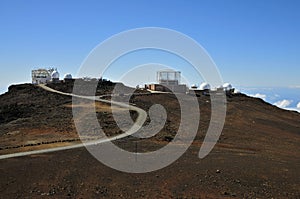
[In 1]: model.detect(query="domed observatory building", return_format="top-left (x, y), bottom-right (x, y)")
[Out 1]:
top-left (222, 83), bottom-right (233, 91)
top-left (222, 83), bottom-right (235, 96)
top-left (199, 82), bottom-right (211, 91)
top-left (51, 70), bottom-right (60, 83)
top-left (199, 82), bottom-right (211, 96)
top-left (63, 73), bottom-right (73, 82)
top-left (188, 84), bottom-right (199, 96)
top-left (190, 84), bottom-right (198, 89)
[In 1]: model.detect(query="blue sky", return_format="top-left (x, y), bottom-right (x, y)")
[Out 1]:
top-left (0, 0), bottom-right (299, 110)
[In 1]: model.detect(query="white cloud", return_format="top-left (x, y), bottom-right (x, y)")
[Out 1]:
top-left (274, 99), bottom-right (293, 108)
top-left (274, 101), bottom-right (300, 113)
top-left (285, 107), bottom-right (300, 113)
top-left (250, 93), bottom-right (267, 101)
top-left (289, 85), bottom-right (300, 89)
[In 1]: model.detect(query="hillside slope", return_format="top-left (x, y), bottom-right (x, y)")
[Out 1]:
top-left (0, 83), bottom-right (299, 198)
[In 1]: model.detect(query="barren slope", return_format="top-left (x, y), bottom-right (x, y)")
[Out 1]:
top-left (0, 83), bottom-right (299, 198)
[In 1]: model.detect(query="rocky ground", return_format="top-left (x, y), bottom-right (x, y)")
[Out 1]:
top-left (0, 82), bottom-right (299, 198)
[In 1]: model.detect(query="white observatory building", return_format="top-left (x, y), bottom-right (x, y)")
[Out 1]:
top-left (157, 70), bottom-right (181, 86)
top-left (147, 70), bottom-right (187, 93)
top-left (31, 68), bottom-right (51, 84)
top-left (190, 84), bottom-right (198, 89)
top-left (199, 82), bottom-right (211, 91)
top-left (188, 82), bottom-right (211, 96)
top-left (31, 67), bottom-right (60, 84)
top-left (64, 73), bottom-right (72, 80)
top-left (51, 70), bottom-right (60, 83)
top-left (222, 83), bottom-right (233, 91)
top-left (220, 83), bottom-right (236, 96)
top-left (63, 73), bottom-right (73, 82)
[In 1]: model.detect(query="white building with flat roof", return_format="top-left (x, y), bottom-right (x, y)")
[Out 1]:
top-left (31, 68), bottom-right (59, 84)
top-left (31, 69), bottom-right (51, 84)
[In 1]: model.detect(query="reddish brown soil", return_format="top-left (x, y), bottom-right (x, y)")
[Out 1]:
top-left (0, 83), bottom-right (299, 198)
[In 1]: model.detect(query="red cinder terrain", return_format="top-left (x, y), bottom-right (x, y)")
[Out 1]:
top-left (0, 82), bottom-right (299, 198)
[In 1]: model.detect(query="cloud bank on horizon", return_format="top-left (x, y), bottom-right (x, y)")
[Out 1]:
top-left (241, 87), bottom-right (300, 113)
top-left (249, 93), bottom-right (267, 101)
top-left (274, 99), bottom-right (293, 109)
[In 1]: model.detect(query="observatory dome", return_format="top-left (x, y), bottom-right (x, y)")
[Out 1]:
top-left (199, 82), bottom-right (211, 90)
top-left (51, 70), bottom-right (60, 79)
top-left (222, 83), bottom-right (232, 91)
top-left (191, 84), bottom-right (198, 89)
top-left (64, 73), bottom-right (72, 79)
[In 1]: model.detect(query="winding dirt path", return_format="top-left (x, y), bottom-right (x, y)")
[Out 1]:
top-left (0, 84), bottom-right (147, 160)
